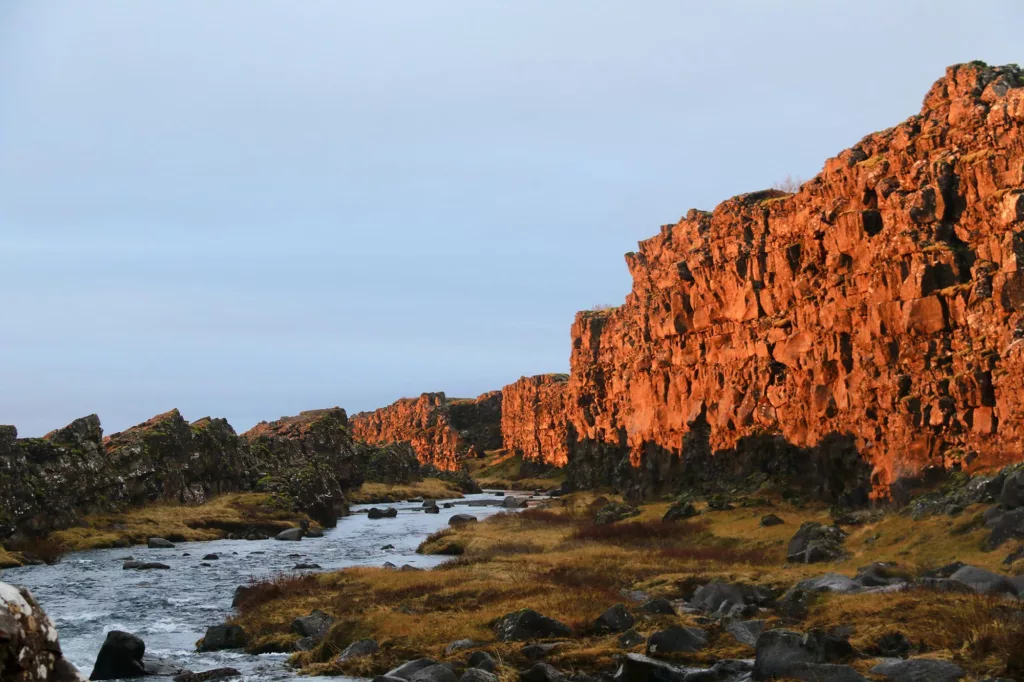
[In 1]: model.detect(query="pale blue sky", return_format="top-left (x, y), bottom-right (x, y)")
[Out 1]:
top-left (1, 1), bottom-right (1021, 436)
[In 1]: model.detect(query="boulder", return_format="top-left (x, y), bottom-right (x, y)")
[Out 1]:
top-left (493, 609), bottom-right (572, 641)
top-left (386, 660), bottom-right (440, 681)
top-left (684, 660), bottom-right (754, 682)
top-left (147, 537), bottom-right (175, 549)
top-left (467, 651), bottom-right (497, 672)
top-left (424, 506), bottom-right (440, 514)
top-left (595, 604), bottom-right (634, 633)
top-left (791, 573), bottom-right (862, 595)
top-left (753, 629), bottom-right (858, 681)
top-left (90, 631), bottom-right (147, 680)
top-left (612, 654), bottom-right (687, 682)
top-left (948, 565), bottom-right (1019, 595)
top-left (690, 581), bottom-right (769, 612)
top-left (423, 500), bottom-right (439, 508)
top-left (275, 528), bottom-right (304, 541)
top-left (870, 658), bottom-right (965, 682)
top-left (142, 656), bottom-right (188, 677)
top-left (984, 508), bottom-right (1024, 548)
top-left (522, 643), bottom-right (562, 661)
top-left (594, 502), bottom-right (640, 525)
top-left (725, 619), bottom-right (765, 648)
top-left (503, 497), bottom-right (529, 509)
top-left (293, 563), bottom-right (322, 570)
top-left (290, 609), bottom-right (334, 650)
top-left (1000, 470), bottom-right (1024, 508)
top-left (786, 523), bottom-right (846, 563)
top-left (868, 633), bottom-right (913, 658)
top-left (0, 582), bottom-right (84, 682)
top-left (1003, 545), bottom-right (1024, 566)
top-left (520, 663), bottom-right (565, 682)
top-left (444, 639), bottom-right (477, 655)
top-left (409, 664), bottom-right (457, 682)
top-left (639, 598), bottom-right (676, 615)
top-left (760, 514), bottom-right (785, 527)
top-left (617, 629), bottom-right (645, 648)
top-left (381, 544), bottom-right (395, 550)
top-left (460, 669), bottom-right (498, 682)
top-left (854, 563), bottom-right (907, 587)
top-left (662, 503), bottom-right (698, 522)
top-left (645, 626), bottom-right (708, 655)
top-left (339, 639), bottom-right (380, 661)
top-left (306, 527), bottom-right (324, 538)
top-left (197, 624), bottom-right (246, 652)
top-left (368, 508), bottom-right (399, 519)
top-left (172, 669), bottom-right (240, 682)
top-left (450, 514), bottom-right (478, 526)
top-left (202, 554), bottom-right (219, 561)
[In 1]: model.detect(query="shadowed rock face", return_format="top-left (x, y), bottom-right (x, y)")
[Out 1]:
top-left (350, 392), bottom-right (503, 470)
top-left (525, 62), bottom-right (1024, 501)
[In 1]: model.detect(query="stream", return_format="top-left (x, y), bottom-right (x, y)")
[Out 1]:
top-left (2, 493), bottom-right (525, 681)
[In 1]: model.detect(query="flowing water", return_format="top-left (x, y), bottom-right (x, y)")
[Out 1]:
top-left (3, 493), bottom-right (526, 681)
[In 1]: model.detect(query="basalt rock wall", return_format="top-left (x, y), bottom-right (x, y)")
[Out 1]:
top-left (350, 391), bottom-right (503, 470)
top-left (0, 407), bottom-right (363, 541)
top-left (500, 374), bottom-right (572, 467)
top-left (565, 63), bottom-right (1024, 500)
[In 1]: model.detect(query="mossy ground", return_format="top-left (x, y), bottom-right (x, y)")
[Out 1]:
top-left (44, 493), bottom-right (314, 551)
top-left (232, 493), bottom-right (1023, 680)
top-left (465, 450), bottom-right (566, 491)
top-left (347, 478), bottom-right (465, 505)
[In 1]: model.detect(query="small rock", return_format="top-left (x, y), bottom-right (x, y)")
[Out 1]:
top-left (450, 514), bottom-right (478, 526)
top-left (202, 554), bottom-right (219, 561)
top-left (868, 633), bottom-right (913, 658)
top-left (645, 626), bottom-right (708, 655)
top-left (275, 528), bottom-right (304, 541)
top-left (467, 651), bottom-right (497, 672)
top-left (293, 563), bottom-right (322, 570)
top-left (662, 503), bottom-right (698, 522)
top-left (520, 663), bottom-right (565, 682)
top-left (291, 609), bottom-right (334, 648)
top-left (595, 604), bottom-right (634, 633)
top-left (424, 506), bottom-right (440, 514)
top-left (386, 659), bottom-right (439, 680)
top-left (503, 497), bottom-right (529, 509)
top-left (410, 663), bottom-right (458, 682)
top-left (870, 658), bottom-right (965, 682)
top-left (123, 562), bottom-right (170, 571)
top-left (594, 502), bottom-right (640, 525)
top-left (617, 629), bottom-right (645, 648)
top-left (494, 609), bottom-right (572, 641)
top-left (639, 598), bottom-right (675, 615)
top-left (368, 508), bottom-right (399, 520)
top-left (198, 624), bottom-right (247, 652)
top-left (147, 537), bottom-right (175, 549)
top-left (306, 527), bottom-right (324, 538)
top-left (460, 669), bottom-right (498, 682)
top-left (522, 643), bottom-right (562, 661)
top-left (172, 668), bottom-right (241, 682)
top-left (787, 522), bottom-right (847, 563)
top-left (725, 619), bottom-right (765, 648)
top-left (444, 639), bottom-right (477, 655)
top-left (338, 638), bottom-right (380, 661)
top-left (613, 654), bottom-right (684, 682)
top-left (381, 544), bottom-right (395, 550)
top-left (1003, 544), bottom-right (1024, 566)
top-left (760, 514), bottom-right (785, 527)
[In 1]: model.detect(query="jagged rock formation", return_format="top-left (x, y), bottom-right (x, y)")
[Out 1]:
top-left (501, 374), bottom-right (571, 467)
top-left (351, 392), bottom-right (502, 470)
top-left (0, 407), bottom-right (363, 542)
top-left (0, 581), bottom-right (84, 682)
top-left (559, 62), bottom-right (1024, 500)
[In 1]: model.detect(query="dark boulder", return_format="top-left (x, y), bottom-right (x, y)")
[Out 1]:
top-left (639, 598), bottom-right (675, 615)
top-left (494, 609), bottom-right (572, 641)
top-left (948, 565), bottom-right (1019, 595)
top-left (786, 523), bottom-right (846, 563)
top-left (725, 619), bottom-right (764, 648)
top-left (147, 538), bottom-right (175, 549)
top-left (386, 660), bottom-right (440, 680)
top-left (662, 503), bottom-right (697, 523)
top-left (870, 658), bottom-right (965, 682)
top-left (522, 643), bottom-right (562, 661)
top-left (683, 660), bottom-right (754, 682)
top-left (368, 508), bottom-right (399, 519)
top-left (424, 506), bottom-right (440, 514)
top-left (123, 562), bottom-right (170, 570)
top-left (595, 604), bottom-right (634, 633)
top-left (690, 581), bottom-right (770, 613)
top-left (645, 626), bottom-right (708, 655)
top-left (467, 651), bottom-right (497, 672)
top-left (197, 624), bottom-right (246, 652)
top-left (612, 654), bottom-right (686, 682)
top-left (753, 629), bottom-right (857, 682)
top-left (202, 554), bottom-right (219, 561)
top-left (291, 609), bottom-right (334, 650)
top-left (617, 629), bottom-right (645, 648)
top-left (1000, 470), bottom-right (1024, 508)
top-left (450, 514), bottom-right (478, 526)
top-left (275, 528), bottom-right (304, 541)
top-left (520, 663), bottom-right (565, 682)
top-left (172, 669), bottom-right (240, 682)
top-left (461, 669), bottom-right (498, 682)
top-left (854, 563), bottom-right (907, 588)
top-left (409, 664), bottom-right (457, 682)
top-left (984, 508), bottom-right (1024, 549)
top-left (90, 631), bottom-right (147, 680)
top-left (867, 632), bottom-right (913, 658)
top-left (760, 514), bottom-right (785, 527)
top-left (293, 563), bottom-right (322, 570)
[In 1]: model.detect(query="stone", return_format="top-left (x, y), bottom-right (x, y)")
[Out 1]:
top-left (424, 506), bottom-right (440, 514)
top-left (386, 659), bottom-right (440, 680)
top-left (639, 598), bottom-right (676, 615)
top-left (197, 624), bottom-right (246, 652)
top-left (172, 669), bottom-right (240, 682)
top-left (0, 581), bottom-right (85, 682)
top-left (854, 563), bottom-right (907, 587)
top-left (617, 629), bottom-right (645, 648)
top-left (409, 664), bottom-right (457, 682)
top-left (290, 609), bottom-right (335, 647)
top-left (870, 658), bottom-right (965, 682)
top-left (690, 581), bottom-right (769, 612)
top-left (90, 631), bottom-right (148, 680)
top-left (147, 537), bottom-right (175, 549)
top-left (202, 554), bottom-right (219, 561)
top-left (123, 562), bottom-right (171, 570)
top-left (792, 573), bottom-right (862, 594)
top-left (645, 626), bottom-right (708, 655)
top-left (338, 639), bottom-right (379, 661)
top-left (753, 629), bottom-right (861, 682)
top-left (467, 651), bottom-right (497, 672)
top-left (662, 503), bottom-right (698, 522)
top-left (787, 523), bottom-right (846, 563)
top-left (1001, 470), bottom-right (1024, 508)
top-left (760, 514), bottom-right (785, 527)
top-left (367, 508), bottom-right (399, 520)
top-left (520, 663), bottom-right (565, 682)
top-left (612, 654), bottom-right (688, 682)
top-left (382, 544), bottom-right (395, 550)
top-left (725, 619), bottom-right (765, 648)
top-left (450, 514), bottom-right (478, 526)
top-left (460, 669), bottom-right (498, 682)
top-left (305, 527), bottom-right (324, 538)
top-left (444, 639), bottom-right (477, 655)
top-left (1004, 545), bottom-right (1024, 566)
top-left (948, 565), bottom-right (1019, 595)
top-left (503, 497), bottom-right (529, 509)
top-left (594, 502), bottom-right (640, 525)
top-left (868, 633), bottom-right (913, 658)
top-left (522, 643), bottom-right (562, 661)
top-left (595, 604), bottom-right (634, 633)
top-left (493, 609), bottom-right (572, 641)
top-left (985, 508), bottom-right (1024, 549)
top-left (293, 563), bottom-right (322, 570)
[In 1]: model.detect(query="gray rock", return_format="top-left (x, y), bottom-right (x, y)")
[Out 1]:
top-left (1003, 544), bottom-right (1024, 566)
top-left (290, 609), bottom-right (334, 646)
top-left (786, 523), bottom-right (846, 563)
top-left (639, 598), bottom-right (676, 615)
top-left (683, 659), bottom-right (754, 682)
top-left (949, 565), bottom-right (1018, 595)
top-left (792, 573), bottom-right (862, 594)
top-left (868, 633), bottom-right (912, 658)
top-left (450, 514), bottom-right (478, 526)
top-left (147, 537), bottom-right (175, 549)
top-left (503, 497), bottom-right (529, 509)
top-left (984, 508), bottom-right (1024, 549)
top-left (854, 563), bottom-right (906, 587)
top-left (202, 554), bottom-right (219, 561)
top-left (645, 627), bottom-right (708, 655)
top-left (760, 513), bottom-right (785, 527)
top-left (612, 654), bottom-right (689, 682)
top-left (870, 658), bottom-right (965, 682)
top-left (444, 639), bottom-right (477, 655)
top-left (494, 609), bottom-right (572, 641)
top-left (423, 500), bottom-right (440, 508)
top-left (142, 654), bottom-right (189, 677)
top-left (690, 581), bottom-right (769, 612)
top-left (198, 624), bottom-right (246, 652)
top-left (172, 668), bottom-right (241, 682)
top-left (306, 527), bottom-right (324, 538)
top-left (368, 507), bottom-right (399, 519)
top-left (753, 629), bottom-right (857, 681)
top-left (522, 643), bottom-right (563, 660)
top-left (595, 604), bottom-right (635, 633)
top-left (617, 629), bottom-right (645, 648)
top-left (520, 663), bottom-right (565, 682)
top-left (275, 528), bottom-right (304, 541)
top-left (662, 503), bottom-right (698, 522)
top-left (123, 561), bottom-right (170, 570)
top-left (338, 639), bottom-right (379, 661)
top-left (1000, 469), bottom-right (1024, 508)
top-left (386, 659), bottom-right (440, 680)
top-left (424, 506), bottom-right (440, 514)
top-left (410, 664), bottom-right (457, 682)
top-left (725, 619), bottom-right (764, 647)
top-left (460, 669), bottom-right (498, 682)
top-left (0, 582), bottom-right (85, 682)
top-left (467, 651), bottom-right (497, 672)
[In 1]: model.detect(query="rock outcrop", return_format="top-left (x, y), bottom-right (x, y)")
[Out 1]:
top-left (502, 62), bottom-right (1024, 501)
top-left (351, 392), bottom-right (502, 470)
top-left (0, 581), bottom-right (84, 682)
top-left (500, 375), bottom-right (571, 467)
top-left (0, 407), bottom-right (363, 542)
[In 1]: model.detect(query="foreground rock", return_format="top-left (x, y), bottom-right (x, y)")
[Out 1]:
top-left (197, 624), bottom-right (246, 652)
top-left (870, 658), bottom-right (965, 682)
top-left (291, 610), bottom-right (335, 650)
top-left (753, 629), bottom-right (860, 682)
top-left (90, 631), bottom-right (187, 680)
top-left (493, 609), bottom-right (572, 641)
top-left (787, 523), bottom-right (846, 563)
top-left (0, 581), bottom-right (84, 682)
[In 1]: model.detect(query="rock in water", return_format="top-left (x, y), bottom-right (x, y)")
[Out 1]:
top-left (90, 631), bottom-right (147, 680)
top-left (275, 527), bottom-right (304, 541)
top-left (197, 624), bottom-right (246, 652)
top-left (449, 514), bottom-right (478, 526)
top-left (147, 537), bottom-right (175, 549)
top-left (0, 582), bottom-right (85, 682)
top-left (367, 508), bottom-right (399, 520)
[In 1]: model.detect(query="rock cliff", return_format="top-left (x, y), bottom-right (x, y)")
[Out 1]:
top-left (500, 374), bottom-right (571, 468)
top-left (0, 407), bottom-right (362, 542)
top-left (350, 392), bottom-right (503, 470)
top-left (559, 62), bottom-right (1024, 501)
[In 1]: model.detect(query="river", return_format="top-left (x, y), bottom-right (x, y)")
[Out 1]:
top-left (2, 493), bottom-right (524, 681)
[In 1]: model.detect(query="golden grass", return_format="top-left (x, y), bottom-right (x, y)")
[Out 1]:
top-left (347, 478), bottom-right (464, 505)
top-left (0, 546), bottom-right (24, 568)
top-left (48, 493), bottom-right (313, 551)
top-left (232, 494), bottom-right (1024, 679)
top-left (465, 450), bottom-right (566, 491)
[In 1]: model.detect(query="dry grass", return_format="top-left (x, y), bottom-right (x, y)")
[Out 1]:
top-left (347, 478), bottom-right (464, 505)
top-left (0, 546), bottom-right (24, 568)
top-left (47, 493), bottom-right (313, 551)
top-left (232, 494), bottom-right (1024, 680)
top-left (465, 450), bottom-right (566, 491)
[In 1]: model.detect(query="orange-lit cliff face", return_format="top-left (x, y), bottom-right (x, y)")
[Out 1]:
top-left (564, 63), bottom-right (1024, 500)
top-left (350, 392), bottom-right (502, 471)
top-left (500, 374), bottom-right (572, 467)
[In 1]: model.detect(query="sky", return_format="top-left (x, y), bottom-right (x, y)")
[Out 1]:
top-left (1, 1), bottom-right (1021, 437)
